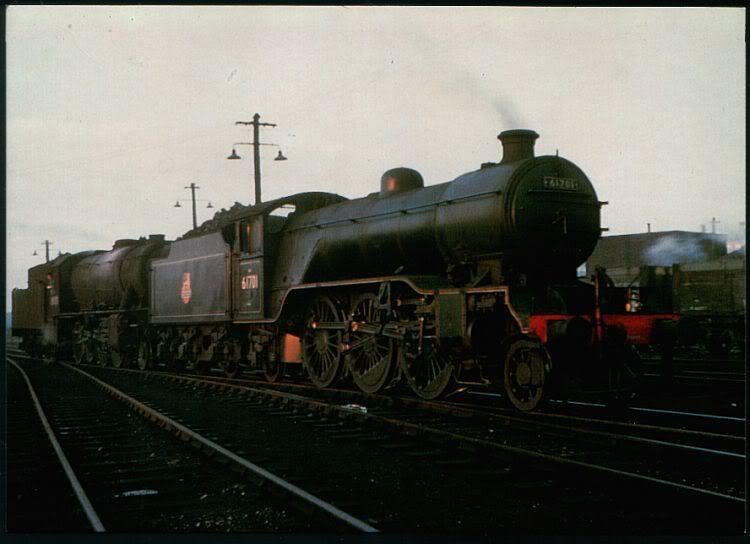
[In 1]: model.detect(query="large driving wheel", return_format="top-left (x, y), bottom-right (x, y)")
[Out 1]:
top-left (401, 338), bottom-right (456, 400)
top-left (302, 296), bottom-right (344, 388)
top-left (503, 338), bottom-right (550, 412)
top-left (346, 293), bottom-right (396, 394)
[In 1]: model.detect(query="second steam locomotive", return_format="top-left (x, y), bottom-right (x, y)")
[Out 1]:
top-left (12, 129), bottom-right (678, 411)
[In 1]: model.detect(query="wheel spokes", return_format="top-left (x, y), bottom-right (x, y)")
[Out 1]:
top-left (504, 340), bottom-right (548, 411)
top-left (346, 292), bottom-right (395, 394)
top-left (402, 340), bottom-right (455, 400)
top-left (302, 296), bottom-right (343, 388)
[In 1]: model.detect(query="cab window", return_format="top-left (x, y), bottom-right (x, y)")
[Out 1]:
top-left (239, 218), bottom-right (263, 255)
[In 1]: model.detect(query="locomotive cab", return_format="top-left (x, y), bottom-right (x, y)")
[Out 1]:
top-left (230, 193), bottom-right (347, 321)
top-left (234, 215), bottom-right (265, 318)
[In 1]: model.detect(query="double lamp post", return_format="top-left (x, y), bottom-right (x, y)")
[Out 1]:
top-left (175, 112), bottom-right (287, 229)
top-left (227, 112), bottom-right (287, 206)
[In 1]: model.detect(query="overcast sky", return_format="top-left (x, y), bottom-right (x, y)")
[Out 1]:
top-left (6, 6), bottom-right (745, 302)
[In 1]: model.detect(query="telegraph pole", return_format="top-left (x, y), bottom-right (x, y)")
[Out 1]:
top-left (185, 183), bottom-right (199, 230)
top-left (42, 240), bottom-right (53, 263)
top-left (710, 217), bottom-right (720, 234)
top-left (234, 113), bottom-right (278, 205)
top-left (174, 183), bottom-right (213, 229)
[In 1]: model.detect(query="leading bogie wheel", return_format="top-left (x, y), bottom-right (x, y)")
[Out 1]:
top-left (346, 292), bottom-right (397, 394)
top-left (503, 338), bottom-right (550, 412)
top-left (302, 295), bottom-right (344, 388)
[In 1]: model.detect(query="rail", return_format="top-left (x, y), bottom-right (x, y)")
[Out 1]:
top-left (8, 358), bottom-right (106, 532)
top-left (62, 362), bottom-right (378, 533)
top-left (92, 367), bottom-right (745, 505)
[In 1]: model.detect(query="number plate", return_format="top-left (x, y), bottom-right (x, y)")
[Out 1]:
top-left (542, 176), bottom-right (580, 191)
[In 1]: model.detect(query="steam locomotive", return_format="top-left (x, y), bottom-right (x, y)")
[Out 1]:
top-left (11, 129), bottom-right (678, 411)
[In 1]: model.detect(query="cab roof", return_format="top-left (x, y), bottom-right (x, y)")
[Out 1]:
top-left (180, 191), bottom-right (347, 239)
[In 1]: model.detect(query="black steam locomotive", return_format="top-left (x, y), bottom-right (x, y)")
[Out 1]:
top-left (12, 130), bottom-right (677, 411)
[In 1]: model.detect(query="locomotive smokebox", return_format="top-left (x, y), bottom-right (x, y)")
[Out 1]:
top-left (498, 129), bottom-right (539, 164)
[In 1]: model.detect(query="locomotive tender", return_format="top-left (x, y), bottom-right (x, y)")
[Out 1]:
top-left (12, 129), bottom-right (677, 411)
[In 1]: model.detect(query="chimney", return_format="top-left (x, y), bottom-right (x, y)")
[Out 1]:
top-left (498, 129), bottom-right (539, 164)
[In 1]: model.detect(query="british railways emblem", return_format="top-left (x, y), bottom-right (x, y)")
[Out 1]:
top-left (181, 272), bottom-right (192, 304)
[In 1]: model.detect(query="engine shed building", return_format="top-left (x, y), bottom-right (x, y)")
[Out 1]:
top-left (585, 231), bottom-right (744, 315)
top-left (586, 231), bottom-right (728, 271)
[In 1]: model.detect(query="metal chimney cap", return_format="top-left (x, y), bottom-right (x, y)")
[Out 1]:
top-left (497, 129), bottom-right (539, 141)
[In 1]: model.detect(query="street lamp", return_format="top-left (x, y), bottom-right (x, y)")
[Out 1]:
top-left (227, 113), bottom-right (287, 205)
top-left (33, 240), bottom-right (53, 262)
top-left (173, 183), bottom-right (214, 229)
top-left (227, 143), bottom-right (287, 161)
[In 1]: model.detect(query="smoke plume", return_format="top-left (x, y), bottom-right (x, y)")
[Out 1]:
top-left (642, 236), bottom-right (707, 266)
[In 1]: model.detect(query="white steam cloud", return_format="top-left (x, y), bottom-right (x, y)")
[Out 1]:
top-left (642, 236), bottom-right (707, 266)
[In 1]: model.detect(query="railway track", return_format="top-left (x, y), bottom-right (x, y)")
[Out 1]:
top-left (197, 372), bottom-right (746, 499)
top-left (462, 389), bottom-right (745, 436)
top-left (6, 354), bottom-right (372, 533)
top-left (57, 353), bottom-right (744, 462)
top-left (8, 351), bottom-right (746, 533)
top-left (9, 343), bottom-right (743, 433)
top-left (83, 365), bottom-right (744, 520)
top-left (161, 364), bottom-right (745, 436)
top-left (643, 370), bottom-right (745, 384)
top-left (640, 355), bottom-right (745, 383)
